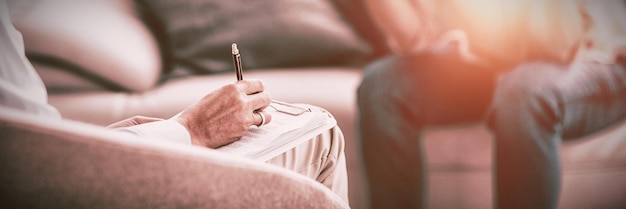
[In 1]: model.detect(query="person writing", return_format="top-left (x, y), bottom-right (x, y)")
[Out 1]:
top-left (358, 0), bottom-right (626, 208)
top-left (0, 0), bottom-right (348, 203)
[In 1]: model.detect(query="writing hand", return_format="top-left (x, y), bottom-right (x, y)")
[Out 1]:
top-left (174, 79), bottom-right (273, 148)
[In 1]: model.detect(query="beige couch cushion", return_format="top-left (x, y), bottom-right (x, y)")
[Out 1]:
top-left (11, 0), bottom-right (161, 92)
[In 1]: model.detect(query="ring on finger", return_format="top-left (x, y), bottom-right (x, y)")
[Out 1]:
top-left (255, 111), bottom-right (266, 128)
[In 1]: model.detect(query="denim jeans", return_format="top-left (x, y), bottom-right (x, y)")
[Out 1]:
top-left (357, 52), bottom-right (626, 209)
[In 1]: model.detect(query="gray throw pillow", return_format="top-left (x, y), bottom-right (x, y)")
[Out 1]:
top-left (137, 0), bottom-right (372, 75)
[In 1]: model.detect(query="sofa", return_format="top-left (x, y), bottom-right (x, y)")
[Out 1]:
top-left (7, 0), bottom-right (626, 208)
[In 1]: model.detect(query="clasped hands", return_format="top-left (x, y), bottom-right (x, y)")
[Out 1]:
top-left (108, 79), bottom-right (272, 148)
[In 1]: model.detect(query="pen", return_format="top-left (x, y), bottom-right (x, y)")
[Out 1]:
top-left (232, 43), bottom-right (243, 81)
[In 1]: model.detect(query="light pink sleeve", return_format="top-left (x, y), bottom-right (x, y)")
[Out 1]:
top-left (115, 120), bottom-right (192, 145)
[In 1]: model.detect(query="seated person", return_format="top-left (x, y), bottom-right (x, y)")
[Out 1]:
top-left (0, 0), bottom-right (348, 203)
top-left (358, 0), bottom-right (626, 208)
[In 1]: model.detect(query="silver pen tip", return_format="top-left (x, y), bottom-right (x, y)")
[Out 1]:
top-left (232, 43), bottom-right (239, 55)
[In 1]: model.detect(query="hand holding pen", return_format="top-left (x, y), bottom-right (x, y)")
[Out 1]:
top-left (170, 44), bottom-right (272, 148)
top-left (232, 43), bottom-right (272, 127)
top-left (232, 43), bottom-right (309, 116)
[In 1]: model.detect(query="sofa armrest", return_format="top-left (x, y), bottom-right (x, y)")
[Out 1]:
top-left (0, 108), bottom-right (348, 209)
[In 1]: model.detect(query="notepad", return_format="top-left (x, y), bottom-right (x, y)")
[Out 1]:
top-left (216, 101), bottom-right (337, 162)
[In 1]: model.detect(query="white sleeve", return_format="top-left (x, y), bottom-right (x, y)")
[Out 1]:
top-left (0, 0), bottom-right (61, 118)
top-left (114, 119), bottom-right (192, 145)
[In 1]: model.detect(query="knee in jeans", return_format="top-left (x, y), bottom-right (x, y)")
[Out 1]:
top-left (494, 63), bottom-right (562, 106)
top-left (489, 63), bottom-right (564, 128)
top-left (358, 57), bottom-right (395, 92)
top-left (357, 56), bottom-right (397, 108)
